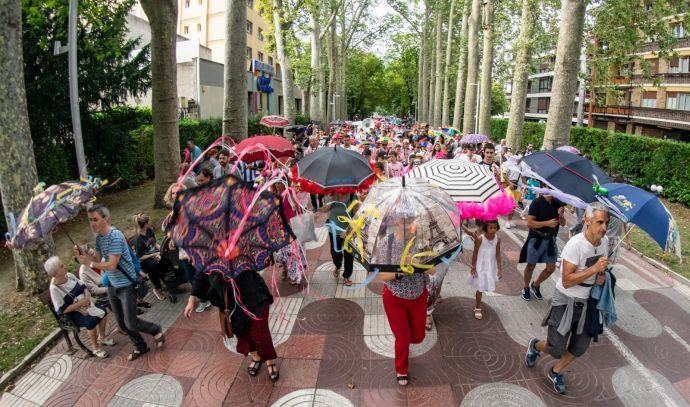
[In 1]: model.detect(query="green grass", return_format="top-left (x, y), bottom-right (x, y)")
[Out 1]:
top-left (0, 297), bottom-right (56, 376)
top-left (629, 199), bottom-right (690, 280)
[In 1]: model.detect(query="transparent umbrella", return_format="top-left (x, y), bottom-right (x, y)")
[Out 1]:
top-left (347, 177), bottom-right (462, 273)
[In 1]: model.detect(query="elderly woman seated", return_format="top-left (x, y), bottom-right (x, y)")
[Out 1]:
top-left (45, 256), bottom-right (114, 358)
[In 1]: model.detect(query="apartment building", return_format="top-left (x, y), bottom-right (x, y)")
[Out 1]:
top-left (589, 19), bottom-right (690, 140)
top-left (506, 52), bottom-right (587, 124)
top-left (129, 1), bottom-right (301, 118)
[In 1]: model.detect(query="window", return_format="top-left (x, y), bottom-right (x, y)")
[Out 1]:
top-left (185, 0), bottom-right (190, 7)
top-left (258, 28), bottom-right (264, 41)
top-left (539, 77), bottom-right (552, 93)
top-left (247, 20), bottom-right (253, 34)
top-left (183, 25), bottom-right (189, 34)
top-left (268, 56), bottom-right (273, 66)
top-left (246, 47), bottom-right (252, 60)
top-left (537, 98), bottom-right (549, 114)
top-left (247, 0), bottom-right (254, 8)
top-left (258, 51), bottom-right (264, 62)
top-left (197, 23), bottom-right (202, 32)
top-left (668, 56), bottom-right (690, 74)
top-left (672, 22), bottom-right (687, 38)
top-left (641, 90), bottom-right (657, 108)
top-left (668, 92), bottom-right (690, 111)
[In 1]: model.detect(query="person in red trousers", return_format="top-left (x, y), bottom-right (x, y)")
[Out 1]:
top-left (379, 269), bottom-right (435, 386)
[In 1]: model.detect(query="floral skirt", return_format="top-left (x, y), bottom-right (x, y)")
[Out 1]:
top-left (273, 241), bottom-right (307, 284)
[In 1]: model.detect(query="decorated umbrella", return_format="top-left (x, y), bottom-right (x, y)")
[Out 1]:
top-left (234, 135), bottom-right (295, 163)
top-left (521, 150), bottom-right (611, 202)
top-left (260, 115), bottom-right (290, 128)
top-left (346, 177), bottom-right (461, 273)
top-left (556, 145), bottom-right (581, 155)
top-left (8, 178), bottom-right (107, 249)
top-left (459, 134), bottom-right (489, 144)
top-left (168, 175), bottom-right (293, 280)
top-left (440, 126), bottom-right (460, 136)
top-left (292, 145), bottom-right (377, 194)
top-left (597, 183), bottom-right (682, 259)
top-left (408, 160), bottom-right (502, 202)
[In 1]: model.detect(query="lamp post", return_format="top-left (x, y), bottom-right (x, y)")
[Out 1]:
top-left (54, 0), bottom-right (87, 179)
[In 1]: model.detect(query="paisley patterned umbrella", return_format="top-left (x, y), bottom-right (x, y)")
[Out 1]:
top-left (168, 175), bottom-right (293, 279)
top-left (9, 179), bottom-right (105, 250)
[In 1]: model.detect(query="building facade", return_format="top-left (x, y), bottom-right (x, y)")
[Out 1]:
top-left (129, 1), bottom-right (301, 118)
top-left (589, 19), bottom-right (690, 140)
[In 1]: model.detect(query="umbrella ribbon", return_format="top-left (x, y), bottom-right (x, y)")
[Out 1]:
top-left (399, 237), bottom-right (437, 275)
top-left (338, 203), bottom-right (381, 262)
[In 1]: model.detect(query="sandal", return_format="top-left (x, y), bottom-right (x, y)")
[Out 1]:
top-left (267, 363), bottom-right (280, 382)
top-left (97, 337), bottom-right (115, 346)
top-left (154, 332), bottom-right (165, 348)
top-left (127, 347), bottom-right (150, 361)
top-left (332, 266), bottom-right (340, 278)
top-left (425, 316), bottom-right (433, 331)
top-left (93, 348), bottom-right (109, 359)
top-left (396, 375), bottom-right (409, 386)
top-left (474, 308), bottom-right (483, 320)
top-left (247, 359), bottom-right (263, 376)
top-left (344, 279), bottom-right (353, 286)
top-left (153, 289), bottom-right (165, 301)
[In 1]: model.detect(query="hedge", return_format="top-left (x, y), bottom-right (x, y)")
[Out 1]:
top-left (490, 119), bottom-right (690, 206)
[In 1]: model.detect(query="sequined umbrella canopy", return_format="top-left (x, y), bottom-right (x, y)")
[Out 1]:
top-left (168, 175), bottom-right (293, 279)
top-left (9, 179), bottom-right (106, 250)
top-left (347, 177), bottom-right (462, 273)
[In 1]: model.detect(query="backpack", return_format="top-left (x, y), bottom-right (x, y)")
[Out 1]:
top-left (128, 244), bottom-right (141, 273)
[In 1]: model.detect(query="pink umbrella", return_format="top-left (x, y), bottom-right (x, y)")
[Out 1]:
top-left (556, 145), bottom-right (581, 155)
top-left (260, 115), bottom-right (290, 128)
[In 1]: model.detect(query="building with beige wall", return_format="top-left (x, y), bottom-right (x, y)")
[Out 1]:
top-left (129, 1), bottom-right (301, 118)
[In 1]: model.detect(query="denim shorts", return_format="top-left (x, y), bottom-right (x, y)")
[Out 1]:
top-left (525, 237), bottom-right (558, 264)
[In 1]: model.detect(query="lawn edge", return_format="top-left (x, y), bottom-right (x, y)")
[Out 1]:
top-left (0, 328), bottom-right (61, 391)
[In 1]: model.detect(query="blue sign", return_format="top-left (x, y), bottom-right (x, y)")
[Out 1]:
top-left (257, 75), bottom-right (273, 93)
top-left (252, 59), bottom-right (275, 76)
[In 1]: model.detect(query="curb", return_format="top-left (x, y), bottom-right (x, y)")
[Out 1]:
top-left (627, 246), bottom-right (690, 287)
top-left (0, 328), bottom-right (62, 391)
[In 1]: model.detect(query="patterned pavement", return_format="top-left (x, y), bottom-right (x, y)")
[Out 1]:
top-left (2, 212), bottom-right (690, 406)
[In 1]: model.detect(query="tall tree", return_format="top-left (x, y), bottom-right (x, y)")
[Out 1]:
top-left (418, 25), bottom-right (427, 121)
top-left (462, 0), bottom-right (481, 134)
top-left (426, 17), bottom-right (437, 124)
top-left (222, 0), bottom-right (248, 141)
top-left (477, 0), bottom-right (494, 136)
top-left (1, 0), bottom-right (55, 293)
top-left (441, 0), bottom-right (457, 126)
top-left (432, 5), bottom-right (444, 127)
top-left (542, 0), bottom-right (585, 149)
top-left (326, 9), bottom-right (337, 123)
top-left (505, 0), bottom-right (536, 151)
top-left (452, 0), bottom-right (469, 129)
top-left (309, 7), bottom-right (322, 124)
top-left (273, 0), bottom-right (297, 124)
top-left (140, 0), bottom-right (180, 207)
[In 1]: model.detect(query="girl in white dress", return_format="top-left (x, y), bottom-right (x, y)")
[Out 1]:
top-left (468, 219), bottom-right (504, 320)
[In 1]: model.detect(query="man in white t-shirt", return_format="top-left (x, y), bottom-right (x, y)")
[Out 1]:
top-left (525, 202), bottom-right (610, 395)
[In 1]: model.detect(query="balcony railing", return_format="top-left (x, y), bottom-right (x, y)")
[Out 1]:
top-left (611, 71), bottom-right (690, 85)
top-left (592, 105), bottom-right (690, 122)
top-left (639, 37), bottom-right (690, 53)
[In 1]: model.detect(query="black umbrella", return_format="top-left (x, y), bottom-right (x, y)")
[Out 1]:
top-left (291, 146), bottom-right (376, 194)
top-left (521, 150), bottom-right (611, 202)
top-left (285, 125), bottom-right (307, 133)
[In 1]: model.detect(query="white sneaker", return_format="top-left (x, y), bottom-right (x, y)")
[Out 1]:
top-left (195, 300), bottom-right (211, 313)
top-left (508, 221), bottom-right (516, 228)
top-left (97, 337), bottom-right (115, 346)
top-left (505, 222), bottom-right (512, 229)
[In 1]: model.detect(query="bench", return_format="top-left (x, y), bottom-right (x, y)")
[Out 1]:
top-left (39, 290), bottom-right (94, 357)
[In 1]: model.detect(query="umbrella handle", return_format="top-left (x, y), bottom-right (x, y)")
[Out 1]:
top-left (50, 209), bottom-right (77, 247)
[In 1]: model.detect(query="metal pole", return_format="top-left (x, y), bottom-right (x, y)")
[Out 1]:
top-left (576, 48), bottom-right (586, 126)
top-left (68, 0), bottom-right (87, 179)
top-left (474, 80), bottom-right (480, 134)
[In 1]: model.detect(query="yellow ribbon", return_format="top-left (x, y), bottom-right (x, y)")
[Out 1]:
top-left (399, 236), bottom-right (437, 274)
top-left (337, 201), bottom-right (381, 262)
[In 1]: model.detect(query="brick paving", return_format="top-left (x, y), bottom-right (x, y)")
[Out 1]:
top-left (2, 212), bottom-right (689, 406)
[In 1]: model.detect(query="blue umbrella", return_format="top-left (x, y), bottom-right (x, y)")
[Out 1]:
top-left (521, 150), bottom-right (611, 202)
top-left (598, 183), bottom-right (681, 258)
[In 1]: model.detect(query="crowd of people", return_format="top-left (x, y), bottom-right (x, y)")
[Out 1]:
top-left (44, 118), bottom-right (624, 394)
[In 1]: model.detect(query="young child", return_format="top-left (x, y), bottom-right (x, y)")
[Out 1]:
top-left (386, 154), bottom-right (404, 178)
top-left (468, 219), bottom-right (503, 320)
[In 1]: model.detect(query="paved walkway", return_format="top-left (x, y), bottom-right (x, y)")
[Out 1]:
top-left (2, 212), bottom-right (690, 406)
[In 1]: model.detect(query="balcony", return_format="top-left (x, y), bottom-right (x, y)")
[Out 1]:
top-left (592, 105), bottom-right (690, 125)
top-left (611, 72), bottom-right (690, 85)
top-left (639, 37), bottom-right (690, 53)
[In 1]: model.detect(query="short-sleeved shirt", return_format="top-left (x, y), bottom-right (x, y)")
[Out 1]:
top-left (556, 233), bottom-right (609, 299)
top-left (95, 227), bottom-right (136, 288)
top-left (527, 196), bottom-right (564, 240)
top-left (524, 178), bottom-right (540, 201)
top-left (135, 229), bottom-right (158, 258)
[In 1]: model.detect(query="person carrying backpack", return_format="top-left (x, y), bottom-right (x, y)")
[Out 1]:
top-left (74, 205), bottom-right (164, 361)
